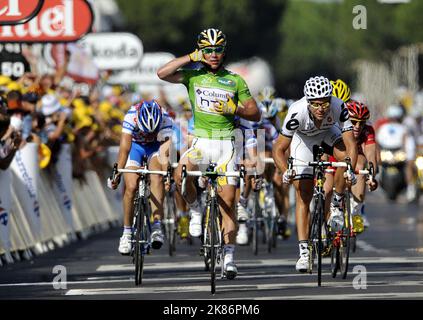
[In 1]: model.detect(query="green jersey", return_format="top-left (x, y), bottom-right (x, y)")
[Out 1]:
top-left (181, 67), bottom-right (253, 139)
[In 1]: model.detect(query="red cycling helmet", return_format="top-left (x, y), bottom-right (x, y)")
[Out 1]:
top-left (345, 99), bottom-right (370, 121)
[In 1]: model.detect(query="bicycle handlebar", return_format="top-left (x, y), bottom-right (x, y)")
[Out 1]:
top-left (118, 168), bottom-right (168, 176)
top-left (181, 164), bottom-right (246, 195)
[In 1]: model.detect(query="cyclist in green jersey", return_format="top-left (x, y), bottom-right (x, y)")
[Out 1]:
top-left (158, 28), bottom-right (261, 279)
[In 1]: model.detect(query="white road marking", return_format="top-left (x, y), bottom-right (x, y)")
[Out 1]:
top-left (95, 256), bottom-right (423, 272)
top-left (3, 269), bottom-right (423, 288)
top-left (253, 292), bottom-right (423, 300)
top-left (356, 240), bottom-right (390, 254)
top-left (65, 279), bottom-right (423, 296)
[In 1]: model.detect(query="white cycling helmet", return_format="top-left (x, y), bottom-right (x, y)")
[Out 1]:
top-left (386, 105), bottom-right (404, 119)
top-left (304, 76), bottom-right (333, 100)
top-left (257, 86), bottom-right (277, 118)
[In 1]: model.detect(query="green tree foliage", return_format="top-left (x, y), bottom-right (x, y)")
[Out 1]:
top-left (115, 0), bottom-right (422, 98)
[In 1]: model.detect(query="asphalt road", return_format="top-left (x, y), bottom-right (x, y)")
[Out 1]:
top-left (1, 188), bottom-right (423, 301)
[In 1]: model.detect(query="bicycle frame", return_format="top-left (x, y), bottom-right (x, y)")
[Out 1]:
top-left (118, 165), bottom-right (169, 286)
top-left (181, 163), bottom-right (245, 294)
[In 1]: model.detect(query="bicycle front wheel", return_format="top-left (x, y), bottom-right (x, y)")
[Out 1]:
top-left (209, 197), bottom-right (219, 294)
top-left (134, 198), bottom-right (146, 286)
top-left (309, 194), bottom-right (324, 286)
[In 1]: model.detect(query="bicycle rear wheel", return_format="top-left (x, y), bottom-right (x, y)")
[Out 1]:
top-left (134, 197), bottom-right (146, 286)
top-left (340, 191), bottom-right (351, 279)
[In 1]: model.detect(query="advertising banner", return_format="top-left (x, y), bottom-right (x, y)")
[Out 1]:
top-left (0, 0), bottom-right (44, 25)
top-left (52, 143), bottom-right (74, 230)
top-left (0, 169), bottom-right (12, 252)
top-left (78, 32), bottom-right (143, 70)
top-left (108, 52), bottom-right (175, 85)
top-left (10, 143), bottom-right (41, 241)
top-left (0, 0), bottom-right (93, 43)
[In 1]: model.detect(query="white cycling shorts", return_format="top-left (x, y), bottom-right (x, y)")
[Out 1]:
top-left (181, 137), bottom-right (238, 186)
top-left (291, 125), bottom-right (342, 180)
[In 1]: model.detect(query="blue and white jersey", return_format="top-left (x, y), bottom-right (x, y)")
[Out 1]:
top-left (122, 105), bottom-right (174, 145)
top-left (236, 116), bottom-right (257, 149)
top-left (257, 116), bottom-right (281, 149)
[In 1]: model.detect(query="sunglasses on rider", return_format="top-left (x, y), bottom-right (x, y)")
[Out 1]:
top-left (351, 119), bottom-right (366, 126)
top-left (202, 46), bottom-right (225, 55)
top-left (308, 100), bottom-right (330, 110)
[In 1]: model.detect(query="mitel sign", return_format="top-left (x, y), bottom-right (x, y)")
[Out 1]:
top-left (0, 0), bottom-right (44, 25)
top-left (0, 0), bottom-right (93, 42)
top-left (78, 33), bottom-right (143, 70)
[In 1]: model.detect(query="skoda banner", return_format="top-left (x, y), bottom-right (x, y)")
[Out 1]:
top-left (0, 169), bottom-right (12, 253)
top-left (52, 143), bottom-right (74, 231)
top-left (108, 52), bottom-right (175, 85)
top-left (10, 143), bottom-right (41, 242)
top-left (78, 32), bottom-right (143, 70)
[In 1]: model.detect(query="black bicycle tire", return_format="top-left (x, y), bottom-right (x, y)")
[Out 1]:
top-left (210, 197), bottom-right (218, 294)
top-left (317, 193), bottom-right (323, 287)
top-left (134, 197), bottom-right (145, 286)
top-left (331, 245), bottom-right (339, 278)
top-left (351, 235), bottom-right (357, 253)
top-left (166, 195), bottom-right (176, 256)
top-left (308, 196), bottom-right (320, 275)
top-left (340, 191), bottom-right (351, 279)
top-left (252, 192), bottom-right (259, 255)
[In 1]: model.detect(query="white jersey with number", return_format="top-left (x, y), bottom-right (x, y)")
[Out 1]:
top-left (280, 96), bottom-right (353, 138)
top-left (280, 96), bottom-right (353, 180)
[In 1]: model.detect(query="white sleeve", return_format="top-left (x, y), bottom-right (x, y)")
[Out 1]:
top-left (281, 103), bottom-right (301, 137)
top-left (335, 102), bottom-right (353, 132)
top-left (122, 109), bottom-right (136, 135)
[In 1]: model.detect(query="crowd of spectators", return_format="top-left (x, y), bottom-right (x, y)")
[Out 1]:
top-left (0, 58), bottom-right (142, 181)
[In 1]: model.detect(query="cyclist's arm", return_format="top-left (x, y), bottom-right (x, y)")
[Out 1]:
top-left (363, 142), bottom-right (379, 176)
top-left (272, 134), bottom-right (292, 173)
top-left (158, 138), bottom-right (172, 163)
top-left (117, 133), bottom-right (132, 169)
top-left (157, 55), bottom-right (191, 83)
top-left (236, 98), bottom-right (261, 122)
top-left (342, 130), bottom-right (358, 169)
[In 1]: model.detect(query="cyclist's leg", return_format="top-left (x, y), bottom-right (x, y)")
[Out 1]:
top-left (215, 138), bottom-right (238, 277)
top-left (293, 178), bottom-right (314, 272)
top-left (290, 132), bottom-right (315, 271)
top-left (175, 188), bottom-right (190, 238)
top-left (323, 170), bottom-right (334, 221)
top-left (235, 167), bottom-right (251, 245)
top-left (218, 184), bottom-right (237, 277)
top-left (325, 126), bottom-right (347, 231)
top-left (119, 143), bottom-right (144, 254)
top-left (146, 142), bottom-right (168, 249)
top-left (351, 153), bottom-right (367, 233)
top-left (174, 138), bottom-right (202, 237)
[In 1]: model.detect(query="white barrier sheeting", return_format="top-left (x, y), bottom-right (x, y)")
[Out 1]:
top-left (1, 146), bottom-right (119, 264)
